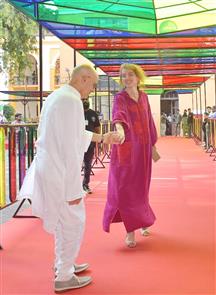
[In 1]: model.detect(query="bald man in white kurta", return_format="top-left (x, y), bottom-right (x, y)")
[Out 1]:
top-left (20, 84), bottom-right (93, 281)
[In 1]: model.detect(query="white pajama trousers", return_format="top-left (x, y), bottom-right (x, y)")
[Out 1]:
top-left (54, 199), bottom-right (85, 281)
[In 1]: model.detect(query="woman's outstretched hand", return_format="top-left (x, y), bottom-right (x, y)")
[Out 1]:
top-left (103, 131), bottom-right (124, 144)
top-left (115, 123), bottom-right (125, 144)
top-left (152, 145), bottom-right (161, 162)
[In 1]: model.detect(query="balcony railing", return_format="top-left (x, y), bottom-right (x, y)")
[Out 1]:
top-left (13, 75), bottom-right (38, 85)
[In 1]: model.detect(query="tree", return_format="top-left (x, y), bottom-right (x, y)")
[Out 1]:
top-left (0, 0), bottom-right (38, 82)
top-left (3, 104), bottom-right (15, 121)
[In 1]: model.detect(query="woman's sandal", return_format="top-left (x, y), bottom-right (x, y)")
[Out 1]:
top-left (140, 227), bottom-right (150, 236)
top-left (125, 232), bottom-right (136, 248)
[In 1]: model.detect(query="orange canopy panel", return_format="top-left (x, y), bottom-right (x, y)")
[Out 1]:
top-left (63, 37), bottom-right (216, 50)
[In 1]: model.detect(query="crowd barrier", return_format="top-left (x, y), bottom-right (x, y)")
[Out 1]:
top-left (193, 115), bottom-right (202, 141)
top-left (0, 121), bottom-right (112, 209)
top-left (208, 119), bottom-right (216, 155)
top-left (193, 116), bottom-right (216, 160)
top-left (0, 124), bottom-right (38, 208)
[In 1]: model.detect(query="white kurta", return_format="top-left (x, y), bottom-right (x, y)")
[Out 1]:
top-left (19, 85), bottom-right (92, 233)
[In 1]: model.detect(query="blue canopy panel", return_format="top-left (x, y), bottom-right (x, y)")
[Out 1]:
top-left (175, 89), bottom-right (194, 94)
top-left (91, 57), bottom-right (216, 66)
top-left (39, 21), bottom-right (216, 39)
top-left (39, 21), bottom-right (145, 38)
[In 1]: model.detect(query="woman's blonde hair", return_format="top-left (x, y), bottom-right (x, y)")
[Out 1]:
top-left (119, 63), bottom-right (146, 88)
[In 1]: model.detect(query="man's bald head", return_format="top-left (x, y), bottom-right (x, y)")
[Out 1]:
top-left (69, 65), bottom-right (98, 99)
top-left (71, 64), bottom-right (97, 80)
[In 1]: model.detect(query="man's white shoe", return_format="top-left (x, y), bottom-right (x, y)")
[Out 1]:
top-left (54, 263), bottom-right (89, 274)
top-left (55, 274), bottom-right (92, 292)
top-left (74, 263), bottom-right (89, 274)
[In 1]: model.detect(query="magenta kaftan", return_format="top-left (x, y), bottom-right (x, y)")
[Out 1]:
top-left (103, 90), bottom-right (157, 233)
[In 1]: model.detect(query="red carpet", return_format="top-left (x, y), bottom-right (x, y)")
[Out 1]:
top-left (1, 137), bottom-right (215, 294)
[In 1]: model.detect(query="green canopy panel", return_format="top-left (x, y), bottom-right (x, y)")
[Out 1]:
top-left (80, 48), bottom-right (216, 59)
top-left (9, 0), bottom-right (216, 34)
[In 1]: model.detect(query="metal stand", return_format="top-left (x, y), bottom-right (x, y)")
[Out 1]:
top-left (101, 150), bottom-right (111, 164)
top-left (13, 198), bottom-right (37, 218)
top-left (92, 156), bottom-right (105, 168)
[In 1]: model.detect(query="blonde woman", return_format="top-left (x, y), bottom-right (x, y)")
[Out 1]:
top-left (103, 64), bottom-right (159, 247)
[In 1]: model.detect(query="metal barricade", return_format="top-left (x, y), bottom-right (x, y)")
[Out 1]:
top-left (0, 121), bottom-right (115, 209)
top-left (192, 117), bottom-right (216, 160)
top-left (208, 119), bottom-right (216, 160)
top-left (0, 124), bottom-right (38, 208)
top-left (193, 115), bottom-right (202, 142)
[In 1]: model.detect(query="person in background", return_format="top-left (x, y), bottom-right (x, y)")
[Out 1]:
top-left (166, 113), bottom-right (172, 135)
top-left (208, 105), bottom-right (216, 118)
top-left (160, 112), bottom-right (167, 136)
top-left (19, 64), bottom-right (121, 293)
top-left (32, 70), bottom-right (37, 84)
top-left (174, 109), bottom-right (182, 136)
top-left (82, 99), bottom-right (100, 194)
top-left (206, 106), bottom-right (212, 116)
top-left (181, 109), bottom-right (188, 137)
top-left (11, 113), bottom-right (25, 126)
top-left (103, 63), bottom-right (160, 248)
top-left (202, 112), bottom-right (210, 149)
top-left (11, 113), bottom-right (25, 143)
top-left (187, 108), bottom-right (194, 137)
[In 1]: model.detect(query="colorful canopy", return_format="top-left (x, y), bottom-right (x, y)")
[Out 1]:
top-left (7, 0), bottom-right (216, 94)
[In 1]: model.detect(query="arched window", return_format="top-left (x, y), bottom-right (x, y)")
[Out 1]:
top-left (160, 90), bottom-right (179, 123)
top-left (161, 90), bottom-right (178, 99)
top-left (24, 55), bottom-right (38, 85)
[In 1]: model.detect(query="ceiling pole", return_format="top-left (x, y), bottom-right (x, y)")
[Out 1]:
top-left (108, 76), bottom-right (111, 120)
top-left (195, 89), bottom-right (198, 115)
top-left (192, 92), bottom-right (194, 111)
top-left (94, 66), bottom-right (97, 111)
top-left (73, 49), bottom-right (76, 67)
top-left (204, 81), bottom-right (207, 111)
top-left (34, 3), bottom-right (43, 112)
top-left (39, 24), bottom-right (43, 111)
top-left (215, 74), bottom-right (216, 105)
top-left (199, 87), bottom-right (202, 115)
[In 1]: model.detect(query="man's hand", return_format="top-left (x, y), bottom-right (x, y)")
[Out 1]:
top-left (68, 198), bottom-right (82, 205)
top-left (103, 131), bottom-right (123, 144)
